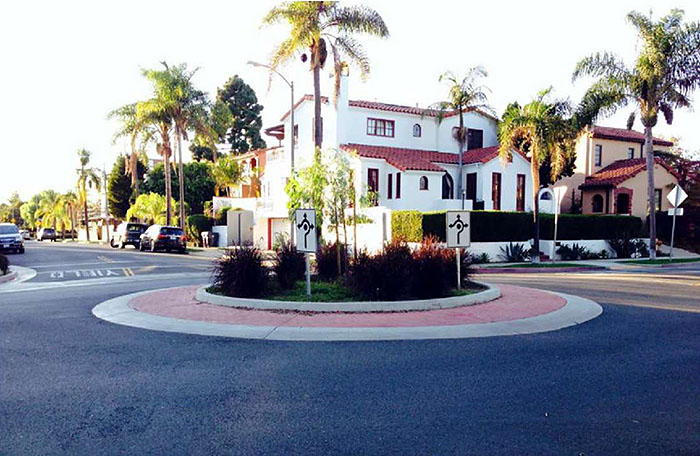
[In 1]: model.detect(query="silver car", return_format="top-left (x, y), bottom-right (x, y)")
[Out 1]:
top-left (0, 223), bottom-right (25, 254)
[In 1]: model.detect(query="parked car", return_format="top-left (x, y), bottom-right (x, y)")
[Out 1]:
top-left (110, 222), bottom-right (147, 249)
top-left (19, 229), bottom-right (31, 240)
top-left (139, 225), bottom-right (186, 253)
top-left (0, 223), bottom-right (25, 253)
top-left (37, 227), bottom-right (57, 242)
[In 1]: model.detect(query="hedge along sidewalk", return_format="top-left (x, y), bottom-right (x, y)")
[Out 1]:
top-left (392, 210), bottom-right (644, 243)
top-left (195, 282), bottom-right (500, 313)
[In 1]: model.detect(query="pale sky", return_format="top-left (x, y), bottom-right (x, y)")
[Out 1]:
top-left (1, 0), bottom-right (699, 204)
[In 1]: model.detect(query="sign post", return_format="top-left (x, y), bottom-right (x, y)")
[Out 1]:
top-left (666, 185), bottom-right (688, 260)
top-left (551, 186), bottom-right (568, 262)
top-left (446, 211), bottom-right (471, 289)
top-left (295, 209), bottom-right (317, 296)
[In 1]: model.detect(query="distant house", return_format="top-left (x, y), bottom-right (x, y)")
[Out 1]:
top-left (554, 125), bottom-right (679, 218)
top-left (228, 72), bottom-right (532, 249)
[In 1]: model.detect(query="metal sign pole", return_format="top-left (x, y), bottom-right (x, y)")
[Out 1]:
top-left (669, 189), bottom-right (680, 260)
top-left (305, 253), bottom-right (311, 296)
top-left (456, 247), bottom-right (461, 289)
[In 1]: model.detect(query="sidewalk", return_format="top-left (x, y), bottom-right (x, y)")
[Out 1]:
top-left (93, 284), bottom-right (603, 341)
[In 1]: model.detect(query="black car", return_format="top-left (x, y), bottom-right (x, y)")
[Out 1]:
top-left (110, 222), bottom-right (147, 249)
top-left (139, 225), bottom-right (186, 253)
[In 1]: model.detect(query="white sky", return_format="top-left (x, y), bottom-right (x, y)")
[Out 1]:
top-left (1, 0), bottom-right (699, 204)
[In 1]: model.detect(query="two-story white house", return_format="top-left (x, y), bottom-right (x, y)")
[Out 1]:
top-left (230, 73), bottom-right (533, 249)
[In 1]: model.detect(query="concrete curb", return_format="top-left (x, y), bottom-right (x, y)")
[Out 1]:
top-left (474, 266), bottom-right (606, 274)
top-left (194, 281), bottom-right (500, 313)
top-left (0, 266), bottom-right (37, 286)
top-left (92, 287), bottom-right (603, 341)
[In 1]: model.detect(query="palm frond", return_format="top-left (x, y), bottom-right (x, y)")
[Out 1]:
top-left (573, 52), bottom-right (629, 81)
top-left (328, 5), bottom-right (389, 37)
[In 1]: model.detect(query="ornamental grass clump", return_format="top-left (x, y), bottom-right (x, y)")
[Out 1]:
top-left (316, 242), bottom-right (348, 281)
top-left (347, 240), bottom-right (413, 301)
top-left (273, 240), bottom-right (305, 289)
top-left (212, 247), bottom-right (267, 298)
top-left (410, 236), bottom-right (464, 299)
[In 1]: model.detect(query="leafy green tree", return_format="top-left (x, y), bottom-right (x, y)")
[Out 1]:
top-left (216, 76), bottom-right (266, 153)
top-left (573, 9), bottom-right (700, 258)
top-left (142, 162), bottom-right (215, 214)
top-left (20, 194), bottom-right (42, 229)
top-left (126, 193), bottom-right (177, 225)
top-left (1, 192), bottom-right (24, 226)
top-left (108, 155), bottom-right (146, 219)
top-left (61, 191), bottom-right (79, 240)
top-left (498, 89), bottom-right (580, 263)
top-left (76, 149), bottom-right (101, 242)
top-left (285, 148), bottom-right (328, 248)
top-left (262, 2), bottom-right (389, 150)
top-left (430, 67), bottom-right (492, 197)
top-left (36, 190), bottom-right (64, 230)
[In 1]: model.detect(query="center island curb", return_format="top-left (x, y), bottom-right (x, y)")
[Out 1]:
top-left (92, 286), bottom-right (603, 341)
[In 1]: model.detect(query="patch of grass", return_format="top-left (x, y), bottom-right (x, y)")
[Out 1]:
top-left (487, 262), bottom-right (593, 269)
top-left (449, 288), bottom-right (477, 296)
top-left (620, 257), bottom-right (700, 265)
top-left (266, 279), bottom-right (360, 302)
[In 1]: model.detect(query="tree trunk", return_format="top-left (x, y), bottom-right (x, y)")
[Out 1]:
top-left (531, 157), bottom-right (540, 264)
top-left (353, 204), bottom-right (358, 262)
top-left (313, 63), bottom-right (323, 151)
top-left (457, 113), bottom-right (465, 199)
top-left (164, 147), bottom-right (172, 226)
top-left (334, 203), bottom-right (341, 276)
top-left (644, 125), bottom-right (657, 259)
top-left (176, 125), bottom-right (186, 232)
top-left (83, 198), bottom-right (90, 243)
top-left (342, 207), bottom-right (348, 274)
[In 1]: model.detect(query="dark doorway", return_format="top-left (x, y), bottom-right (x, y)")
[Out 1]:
top-left (466, 172), bottom-right (477, 202)
top-left (442, 173), bottom-right (454, 199)
top-left (616, 193), bottom-right (630, 214)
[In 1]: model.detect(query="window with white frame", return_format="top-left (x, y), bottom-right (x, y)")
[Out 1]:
top-left (594, 145), bottom-right (602, 166)
top-left (412, 123), bottom-right (422, 137)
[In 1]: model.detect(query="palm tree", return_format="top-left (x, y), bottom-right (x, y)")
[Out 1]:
top-left (62, 192), bottom-right (79, 241)
top-left (572, 9), bottom-right (700, 259)
top-left (159, 62), bottom-right (210, 232)
top-left (498, 89), bottom-right (578, 263)
top-left (137, 69), bottom-right (175, 226)
top-left (108, 103), bottom-right (150, 197)
top-left (76, 149), bottom-right (101, 242)
top-left (36, 190), bottom-right (63, 230)
top-left (126, 193), bottom-right (175, 226)
top-left (430, 67), bottom-right (492, 199)
top-left (262, 2), bottom-right (389, 150)
top-left (212, 155), bottom-right (243, 197)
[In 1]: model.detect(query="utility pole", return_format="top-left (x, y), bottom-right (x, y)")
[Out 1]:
top-left (103, 165), bottom-right (110, 244)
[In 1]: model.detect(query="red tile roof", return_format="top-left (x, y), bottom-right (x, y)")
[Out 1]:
top-left (340, 143), bottom-right (517, 172)
top-left (592, 126), bottom-right (674, 147)
top-left (280, 94), bottom-right (498, 122)
top-left (579, 158), bottom-right (680, 189)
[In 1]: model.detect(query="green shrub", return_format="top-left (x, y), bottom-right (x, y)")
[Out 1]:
top-left (345, 214), bottom-right (373, 225)
top-left (607, 234), bottom-right (649, 258)
top-left (273, 240), bottom-right (306, 289)
top-left (499, 242), bottom-right (530, 262)
top-left (540, 214), bottom-right (643, 240)
top-left (0, 254), bottom-right (8, 275)
top-left (410, 237), bottom-right (471, 298)
top-left (316, 242), bottom-right (348, 281)
top-left (422, 211), bottom-right (447, 241)
top-left (186, 214), bottom-right (214, 247)
top-left (470, 252), bottom-right (490, 264)
top-left (212, 247), bottom-right (267, 298)
top-left (391, 211), bottom-right (422, 242)
top-left (557, 243), bottom-right (593, 261)
top-left (215, 207), bottom-right (232, 225)
top-left (347, 240), bottom-right (413, 301)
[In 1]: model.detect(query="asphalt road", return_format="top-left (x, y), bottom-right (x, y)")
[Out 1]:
top-left (1, 244), bottom-right (699, 455)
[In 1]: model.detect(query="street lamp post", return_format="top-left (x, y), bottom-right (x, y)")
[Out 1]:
top-left (248, 61), bottom-right (296, 243)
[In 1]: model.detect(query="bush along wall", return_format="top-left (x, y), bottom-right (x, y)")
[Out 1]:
top-left (186, 214), bottom-right (214, 246)
top-left (392, 210), bottom-right (644, 242)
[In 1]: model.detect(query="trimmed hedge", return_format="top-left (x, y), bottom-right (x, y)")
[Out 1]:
top-left (391, 211), bottom-right (422, 242)
top-left (186, 214), bottom-right (214, 246)
top-left (392, 210), bottom-right (644, 242)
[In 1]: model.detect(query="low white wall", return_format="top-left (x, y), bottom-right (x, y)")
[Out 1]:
top-left (540, 238), bottom-right (650, 260)
top-left (467, 241), bottom-right (531, 262)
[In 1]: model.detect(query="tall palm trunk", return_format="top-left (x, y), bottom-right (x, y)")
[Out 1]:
top-left (176, 125), bottom-right (186, 232)
top-left (531, 157), bottom-right (541, 264)
top-left (164, 147), bottom-right (172, 226)
top-left (644, 125), bottom-right (657, 259)
top-left (313, 63), bottom-right (322, 151)
top-left (83, 197), bottom-right (90, 243)
top-left (457, 113), bottom-right (465, 200)
top-left (131, 153), bottom-right (140, 198)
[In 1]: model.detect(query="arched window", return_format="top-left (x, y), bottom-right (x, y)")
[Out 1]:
top-left (540, 192), bottom-right (552, 201)
top-left (413, 123), bottom-right (422, 137)
top-left (441, 173), bottom-right (453, 199)
top-left (592, 194), bottom-right (604, 213)
top-left (419, 176), bottom-right (429, 191)
top-left (616, 193), bottom-right (630, 214)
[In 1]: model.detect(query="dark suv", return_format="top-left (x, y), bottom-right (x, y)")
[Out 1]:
top-left (0, 223), bottom-right (24, 253)
top-left (110, 222), bottom-right (147, 249)
top-left (37, 227), bottom-right (57, 242)
top-left (139, 225), bottom-right (186, 253)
